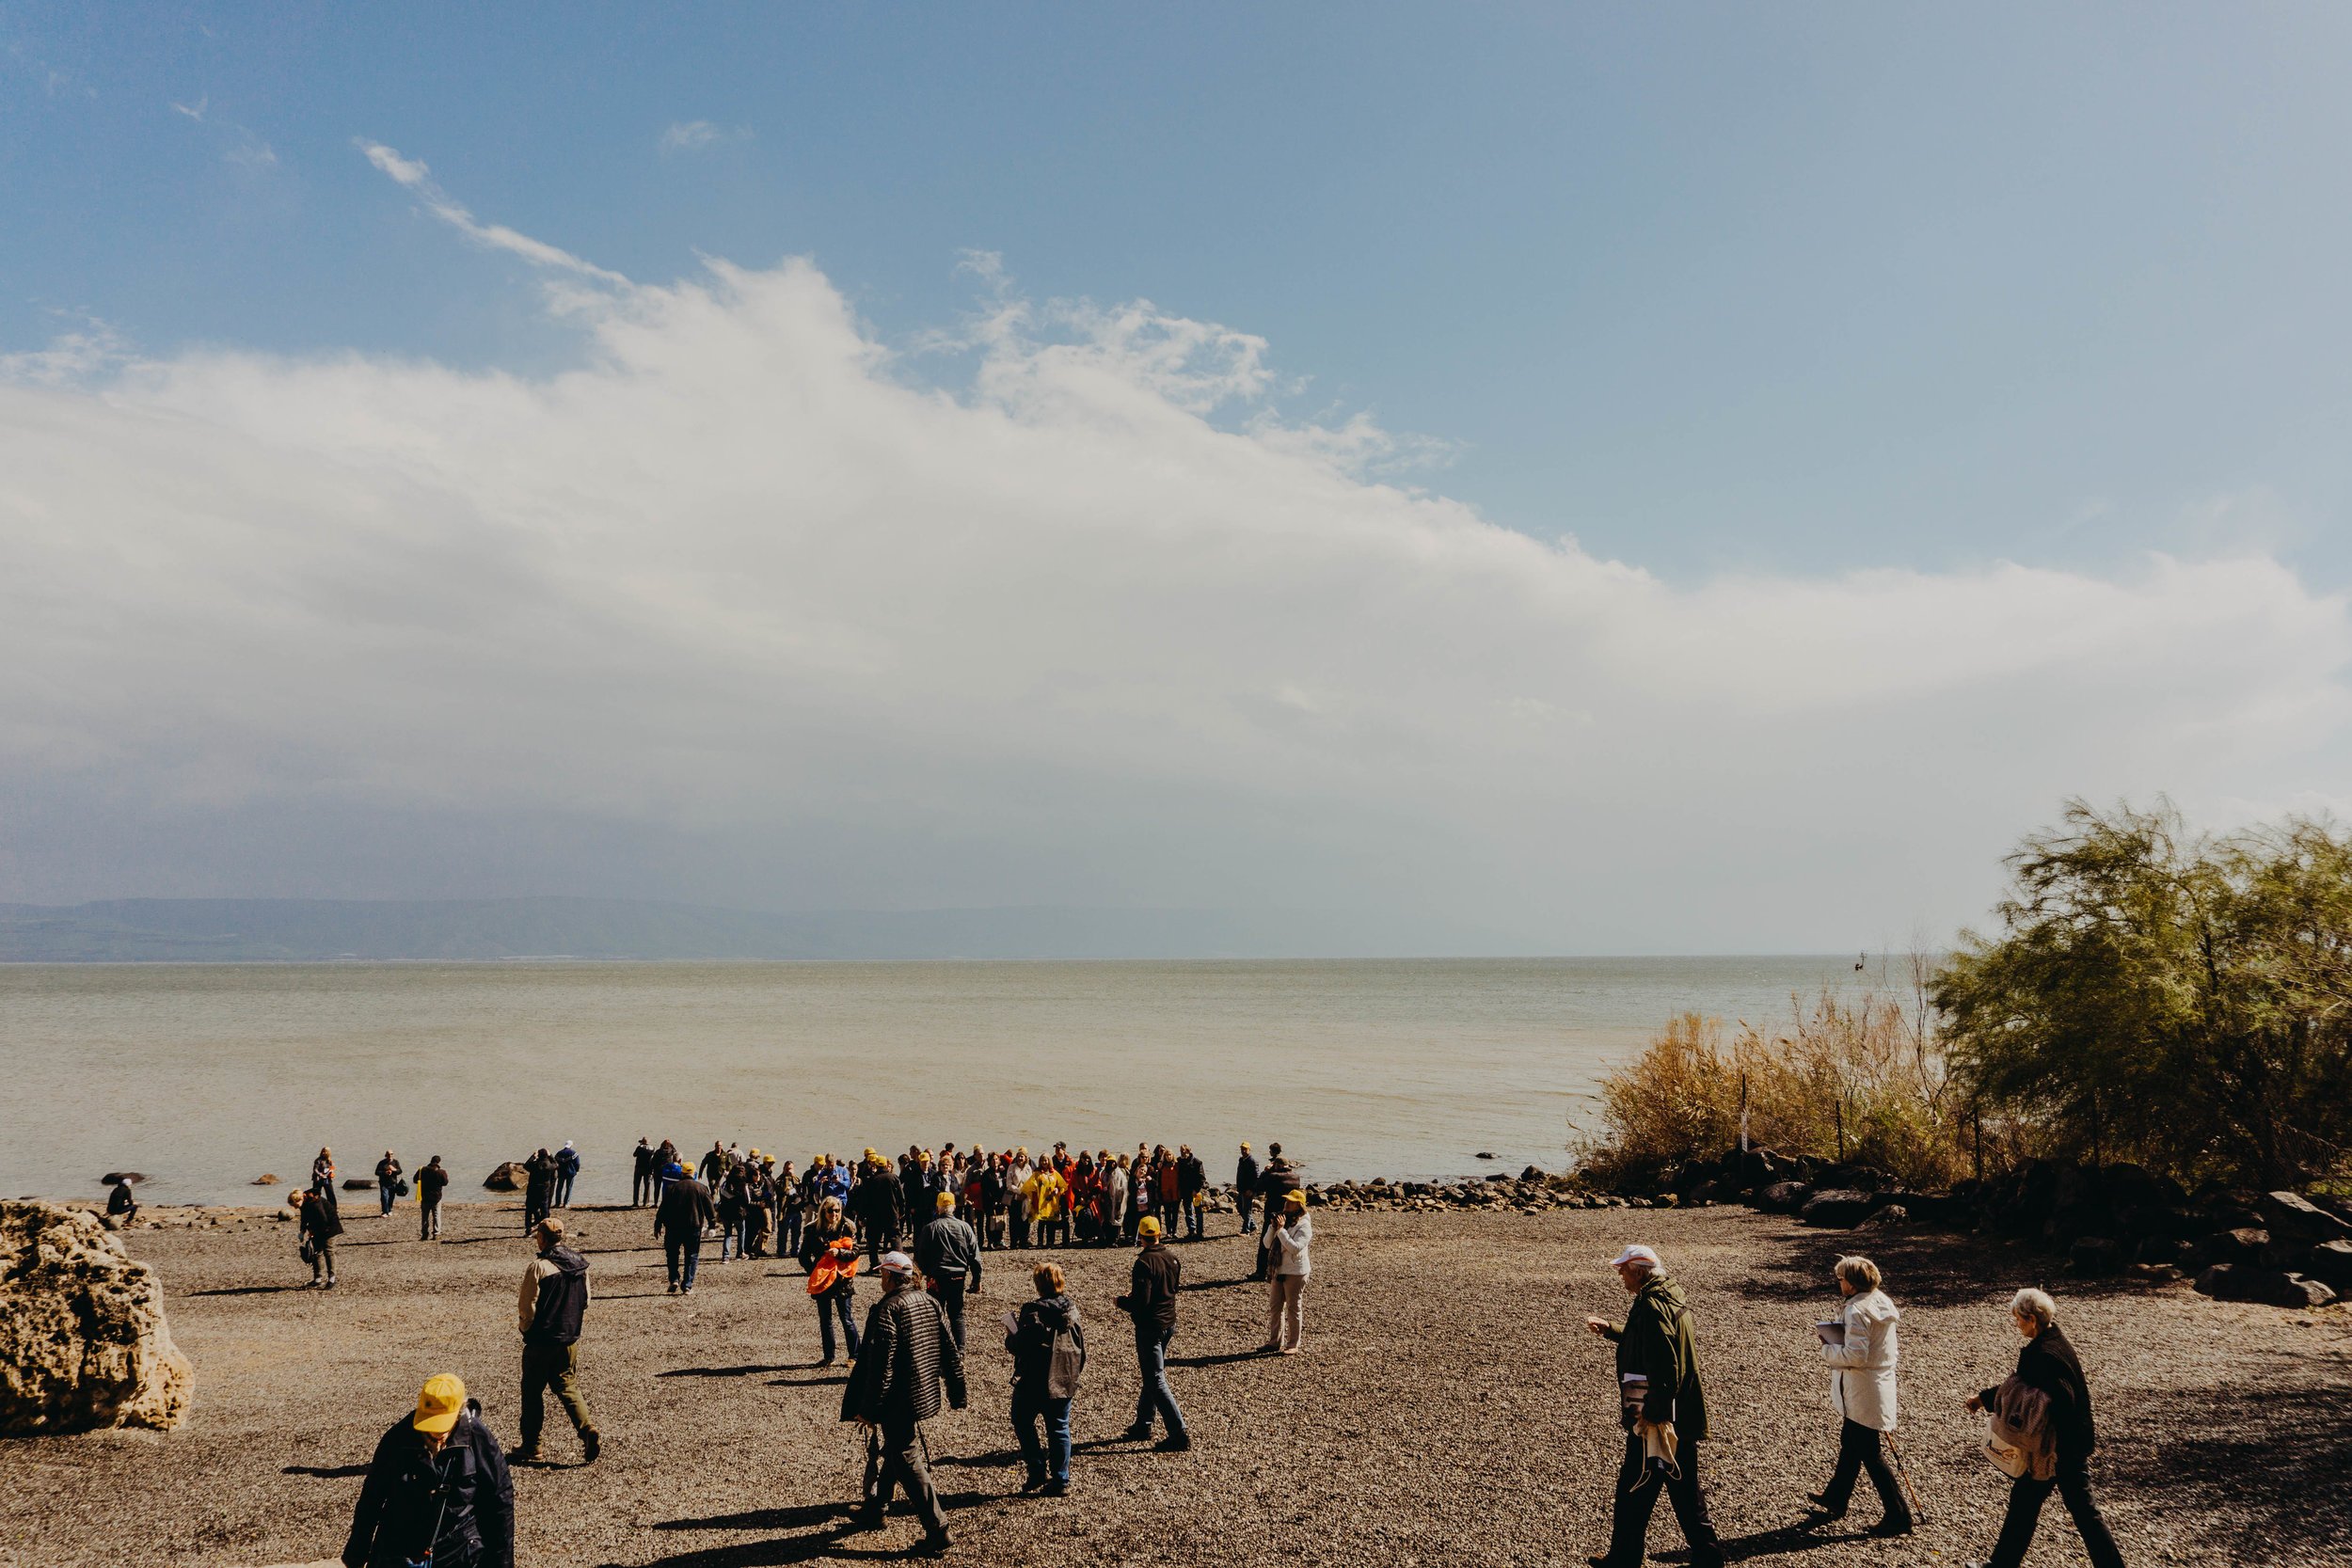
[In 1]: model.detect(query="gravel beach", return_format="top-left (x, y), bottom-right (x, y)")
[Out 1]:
top-left (7, 1200), bottom-right (2346, 1568)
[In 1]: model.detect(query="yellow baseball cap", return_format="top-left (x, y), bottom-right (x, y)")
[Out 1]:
top-left (413, 1373), bottom-right (467, 1434)
top-left (935, 1192), bottom-right (955, 1212)
top-left (1285, 1189), bottom-right (1307, 1205)
top-left (1137, 1216), bottom-right (1162, 1238)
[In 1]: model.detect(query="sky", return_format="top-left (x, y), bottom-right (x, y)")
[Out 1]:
top-left (3, 5), bottom-right (2350, 952)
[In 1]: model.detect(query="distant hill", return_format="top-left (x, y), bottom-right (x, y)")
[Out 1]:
top-left (0, 896), bottom-right (1539, 962)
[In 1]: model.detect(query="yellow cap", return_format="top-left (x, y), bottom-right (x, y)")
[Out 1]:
top-left (936, 1192), bottom-right (955, 1212)
top-left (1285, 1189), bottom-right (1307, 1205)
top-left (1137, 1216), bottom-right (1162, 1238)
top-left (413, 1374), bottom-right (466, 1434)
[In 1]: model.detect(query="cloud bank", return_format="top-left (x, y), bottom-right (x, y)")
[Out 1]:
top-left (0, 152), bottom-right (2344, 948)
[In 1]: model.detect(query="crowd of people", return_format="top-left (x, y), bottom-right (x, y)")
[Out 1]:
top-left (296, 1140), bottom-right (2122, 1568)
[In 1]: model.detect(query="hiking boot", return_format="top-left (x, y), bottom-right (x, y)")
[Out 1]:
top-left (580, 1430), bottom-right (601, 1464)
top-left (845, 1507), bottom-right (885, 1533)
top-left (1041, 1479), bottom-right (1068, 1497)
top-left (911, 1531), bottom-right (950, 1558)
top-left (1152, 1434), bottom-right (1192, 1453)
top-left (1867, 1517), bottom-right (1915, 1539)
top-left (507, 1449), bottom-right (544, 1466)
top-left (1120, 1424), bottom-right (1152, 1442)
top-left (1020, 1474), bottom-right (1046, 1495)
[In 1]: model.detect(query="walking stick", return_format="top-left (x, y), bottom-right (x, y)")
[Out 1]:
top-left (1884, 1432), bottom-right (1930, 1526)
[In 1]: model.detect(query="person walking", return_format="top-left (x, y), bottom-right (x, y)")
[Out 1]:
top-left (521, 1148), bottom-right (556, 1234)
top-left (374, 1151), bottom-right (403, 1218)
top-left (294, 1186), bottom-right (343, 1289)
top-left (1263, 1189), bottom-right (1312, 1354)
top-left (416, 1155), bottom-right (450, 1241)
top-left (342, 1374), bottom-right (514, 1568)
top-left (744, 1160), bottom-right (776, 1259)
top-left (1114, 1216), bottom-right (1191, 1450)
top-left (311, 1147), bottom-right (338, 1201)
top-left (1804, 1255), bottom-right (1913, 1537)
top-left (654, 1160), bottom-right (716, 1296)
top-left (842, 1251), bottom-right (968, 1557)
top-left (631, 1138), bottom-right (656, 1207)
top-left (802, 1196), bottom-right (863, 1366)
top-left (1961, 1289), bottom-right (2127, 1568)
top-left (716, 1164), bottom-right (748, 1263)
top-left (1235, 1143), bottom-right (1261, 1234)
top-left (1581, 1244), bottom-right (1724, 1568)
top-left (1008, 1260), bottom-right (1086, 1496)
top-left (697, 1140), bottom-right (727, 1188)
top-left (915, 1190), bottom-right (984, 1351)
top-left (512, 1217), bottom-right (600, 1466)
top-left (553, 1142), bottom-right (580, 1209)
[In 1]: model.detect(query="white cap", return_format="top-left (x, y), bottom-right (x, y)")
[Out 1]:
top-left (880, 1250), bottom-right (916, 1275)
top-left (1610, 1244), bottom-right (1661, 1270)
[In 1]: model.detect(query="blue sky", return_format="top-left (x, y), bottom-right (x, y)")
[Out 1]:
top-left (4, 6), bottom-right (2350, 946)
top-left (12, 4), bottom-right (2349, 581)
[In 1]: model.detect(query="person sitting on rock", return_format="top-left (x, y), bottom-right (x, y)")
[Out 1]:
top-left (343, 1373), bottom-right (514, 1568)
top-left (105, 1177), bottom-right (138, 1228)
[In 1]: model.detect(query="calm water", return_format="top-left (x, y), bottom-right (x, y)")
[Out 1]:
top-left (0, 958), bottom-right (1861, 1205)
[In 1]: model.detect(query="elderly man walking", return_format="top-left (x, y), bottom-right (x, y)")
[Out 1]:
top-left (1581, 1244), bottom-right (1724, 1568)
top-left (1115, 1216), bottom-right (1191, 1450)
top-left (914, 1190), bottom-right (983, 1351)
top-left (843, 1251), bottom-right (968, 1557)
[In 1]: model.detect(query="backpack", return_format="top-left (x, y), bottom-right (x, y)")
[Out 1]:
top-left (1047, 1316), bottom-right (1085, 1400)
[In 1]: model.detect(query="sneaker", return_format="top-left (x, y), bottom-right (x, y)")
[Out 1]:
top-left (1120, 1425), bottom-right (1153, 1442)
top-left (912, 1532), bottom-right (950, 1558)
top-left (580, 1430), bottom-right (601, 1464)
top-left (1867, 1518), bottom-right (1915, 1539)
top-left (667, 1283), bottom-right (679, 1295)
top-left (1020, 1474), bottom-right (1047, 1495)
top-left (1152, 1434), bottom-right (1192, 1453)
top-left (508, 1449), bottom-right (544, 1466)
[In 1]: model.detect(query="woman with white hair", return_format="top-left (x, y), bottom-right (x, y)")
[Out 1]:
top-left (1961, 1288), bottom-right (2126, 1568)
top-left (1803, 1255), bottom-right (1913, 1536)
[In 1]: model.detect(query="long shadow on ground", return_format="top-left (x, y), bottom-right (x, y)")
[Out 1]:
top-left (2101, 1381), bottom-right (2352, 1560)
top-left (1723, 1225), bottom-right (2176, 1310)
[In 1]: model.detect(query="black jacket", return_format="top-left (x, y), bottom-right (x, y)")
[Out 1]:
top-left (1236, 1151), bottom-right (1261, 1190)
top-left (844, 1285), bottom-right (967, 1426)
top-left (654, 1177), bottom-right (716, 1240)
top-left (632, 1143), bottom-right (656, 1177)
top-left (416, 1163), bottom-right (449, 1202)
top-left (522, 1153), bottom-right (555, 1198)
top-left (1007, 1292), bottom-right (1085, 1388)
top-left (1118, 1243), bottom-right (1181, 1333)
top-left (852, 1169), bottom-right (904, 1230)
top-left (1982, 1324), bottom-right (2097, 1460)
top-left (1603, 1273), bottom-right (1708, 1441)
top-left (299, 1193), bottom-right (344, 1243)
top-left (915, 1214), bottom-right (982, 1290)
top-left (526, 1244), bottom-right (590, 1346)
top-left (342, 1404), bottom-right (514, 1568)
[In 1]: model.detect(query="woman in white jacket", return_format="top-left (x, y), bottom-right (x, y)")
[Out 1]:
top-left (1263, 1190), bottom-right (1312, 1354)
top-left (1805, 1255), bottom-right (1914, 1536)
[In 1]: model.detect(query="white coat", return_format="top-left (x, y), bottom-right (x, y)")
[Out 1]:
top-left (1821, 1288), bottom-right (1899, 1432)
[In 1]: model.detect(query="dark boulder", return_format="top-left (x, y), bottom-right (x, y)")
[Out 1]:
top-left (2303, 1240), bottom-right (2352, 1289)
top-left (483, 1162), bottom-right (527, 1192)
top-left (2068, 1236), bottom-right (2126, 1275)
top-left (1519, 1165), bottom-right (1547, 1183)
top-left (2190, 1227), bottom-right (2269, 1267)
top-left (2259, 1192), bottom-right (2352, 1247)
top-left (2196, 1263), bottom-right (2339, 1308)
top-left (1800, 1189), bottom-right (1878, 1228)
top-left (339, 1178), bottom-right (375, 1192)
top-left (1859, 1204), bottom-right (1910, 1230)
top-left (1755, 1180), bottom-right (1811, 1215)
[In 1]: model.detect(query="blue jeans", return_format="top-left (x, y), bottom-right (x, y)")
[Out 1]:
top-left (1012, 1384), bottom-right (1073, 1483)
top-left (1132, 1323), bottom-right (1187, 1440)
top-left (719, 1221), bottom-right (739, 1261)
top-left (780, 1207), bottom-right (803, 1257)
top-left (378, 1180), bottom-right (396, 1216)
top-left (817, 1288), bottom-right (860, 1362)
top-left (554, 1172), bottom-right (574, 1207)
top-left (665, 1235), bottom-right (701, 1291)
top-left (1184, 1202), bottom-right (1204, 1240)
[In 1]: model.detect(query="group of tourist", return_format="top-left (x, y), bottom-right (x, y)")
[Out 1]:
top-left (1581, 1244), bottom-right (2126, 1568)
top-left (328, 1131), bottom-right (1316, 1566)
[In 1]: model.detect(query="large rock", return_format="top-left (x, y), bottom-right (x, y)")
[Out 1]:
top-left (0, 1201), bottom-right (193, 1433)
top-left (2195, 1261), bottom-right (2340, 1309)
top-left (2068, 1236), bottom-right (2126, 1275)
top-left (1755, 1180), bottom-right (1812, 1215)
top-left (2303, 1240), bottom-right (2352, 1289)
top-left (483, 1161), bottom-right (528, 1192)
top-left (2260, 1192), bottom-right (2352, 1247)
top-left (1799, 1189), bottom-right (1878, 1228)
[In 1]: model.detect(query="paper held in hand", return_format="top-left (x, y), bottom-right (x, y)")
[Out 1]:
top-left (1813, 1319), bottom-right (1847, 1346)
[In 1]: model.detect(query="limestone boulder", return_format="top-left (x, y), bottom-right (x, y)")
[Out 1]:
top-left (483, 1161), bottom-right (528, 1192)
top-left (0, 1200), bottom-right (193, 1433)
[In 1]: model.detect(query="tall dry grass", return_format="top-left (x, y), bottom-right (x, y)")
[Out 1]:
top-left (1579, 977), bottom-right (1972, 1191)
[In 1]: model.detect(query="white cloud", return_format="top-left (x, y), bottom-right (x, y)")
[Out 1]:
top-left (660, 119), bottom-right (749, 152)
top-left (170, 95), bottom-right (207, 121)
top-left (0, 179), bottom-right (2345, 944)
top-left (0, 317), bottom-right (131, 386)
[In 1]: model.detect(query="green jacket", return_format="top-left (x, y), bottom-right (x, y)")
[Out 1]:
top-left (1602, 1273), bottom-right (1708, 1440)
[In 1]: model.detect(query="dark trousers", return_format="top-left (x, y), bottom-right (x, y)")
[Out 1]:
top-left (931, 1279), bottom-right (968, 1351)
top-left (664, 1235), bottom-right (701, 1291)
top-left (1131, 1323), bottom-right (1187, 1439)
top-left (1820, 1418), bottom-right (1911, 1525)
top-left (780, 1207), bottom-right (803, 1257)
top-left (1984, 1457), bottom-right (2125, 1568)
top-left (1605, 1433), bottom-right (1723, 1568)
top-left (307, 1237), bottom-right (335, 1283)
top-left (818, 1288), bottom-right (861, 1361)
top-left (866, 1417), bottom-right (947, 1540)
top-left (632, 1168), bottom-right (653, 1206)
top-left (1037, 1217), bottom-right (1067, 1247)
top-left (520, 1339), bottom-right (595, 1451)
top-left (554, 1172), bottom-right (574, 1207)
top-left (524, 1188), bottom-right (550, 1232)
top-left (419, 1199), bottom-right (441, 1240)
top-left (1238, 1192), bottom-right (1257, 1233)
top-left (378, 1179), bottom-right (397, 1216)
top-left (1011, 1384), bottom-right (1073, 1483)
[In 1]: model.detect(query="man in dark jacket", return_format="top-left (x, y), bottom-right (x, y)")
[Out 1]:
top-left (1176, 1146), bottom-right (1206, 1240)
top-left (1251, 1147), bottom-right (1298, 1279)
top-left (1963, 1288), bottom-right (2125, 1568)
top-left (852, 1162), bottom-right (905, 1268)
top-left (375, 1151), bottom-right (404, 1218)
top-left (416, 1155), bottom-right (450, 1241)
top-left (843, 1251), bottom-right (967, 1556)
top-left (294, 1187), bottom-right (343, 1288)
top-left (105, 1177), bottom-right (139, 1227)
top-left (654, 1164), bottom-right (716, 1295)
top-left (1583, 1244), bottom-right (1723, 1568)
top-left (521, 1148), bottom-right (556, 1234)
top-left (552, 1143), bottom-right (580, 1208)
top-left (513, 1217), bottom-right (599, 1465)
top-left (343, 1374), bottom-right (514, 1568)
top-left (630, 1138), bottom-right (656, 1207)
top-left (1115, 1216), bottom-right (1190, 1449)
top-left (914, 1190), bottom-right (984, 1350)
top-left (1235, 1143), bottom-right (1261, 1234)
